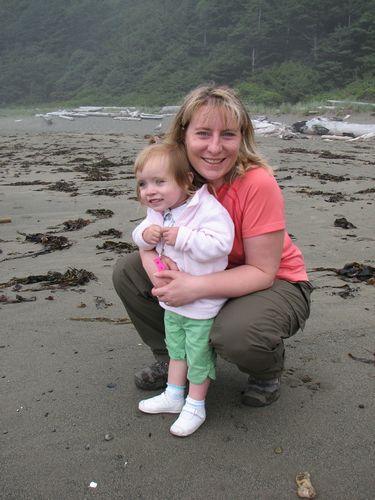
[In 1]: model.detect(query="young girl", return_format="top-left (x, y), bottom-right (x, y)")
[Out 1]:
top-left (132, 143), bottom-right (234, 437)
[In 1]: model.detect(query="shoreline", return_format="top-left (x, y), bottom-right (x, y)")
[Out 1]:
top-left (1, 109), bottom-right (375, 136)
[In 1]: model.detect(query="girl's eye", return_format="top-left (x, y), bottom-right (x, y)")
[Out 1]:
top-left (155, 179), bottom-right (165, 185)
top-left (138, 181), bottom-right (145, 188)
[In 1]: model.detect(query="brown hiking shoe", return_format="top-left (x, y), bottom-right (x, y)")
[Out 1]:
top-left (241, 376), bottom-right (281, 407)
top-left (134, 361), bottom-right (169, 390)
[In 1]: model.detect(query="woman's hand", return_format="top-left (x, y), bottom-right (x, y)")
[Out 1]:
top-left (151, 270), bottom-right (201, 307)
top-left (151, 230), bottom-right (284, 305)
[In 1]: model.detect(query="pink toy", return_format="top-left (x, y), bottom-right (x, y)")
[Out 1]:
top-left (153, 256), bottom-right (167, 271)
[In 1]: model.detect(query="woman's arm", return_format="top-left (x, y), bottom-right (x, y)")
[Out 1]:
top-left (152, 230), bottom-right (284, 306)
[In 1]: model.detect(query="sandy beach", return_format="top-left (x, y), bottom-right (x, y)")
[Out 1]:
top-left (1, 113), bottom-right (374, 499)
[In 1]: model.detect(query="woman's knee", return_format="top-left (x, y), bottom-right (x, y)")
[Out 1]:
top-left (112, 252), bottom-right (140, 289)
top-left (112, 256), bottom-right (125, 288)
top-left (112, 253), bottom-right (149, 309)
top-left (209, 293), bottom-right (290, 375)
top-left (211, 320), bottom-right (284, 375)
top-left (210, 318), bottom-right (279, 357)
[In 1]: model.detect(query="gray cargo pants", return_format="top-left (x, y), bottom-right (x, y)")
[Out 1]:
top-left (112, 252), bottom-right (313, 380)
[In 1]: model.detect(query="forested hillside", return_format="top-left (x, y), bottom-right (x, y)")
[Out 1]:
top-left (1, 0), bottom-right (374, 106)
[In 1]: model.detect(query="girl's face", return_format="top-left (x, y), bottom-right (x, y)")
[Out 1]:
top-left (184, 105), bottom-right (242, 189)
top-left (136, 155), bottom-right (189, 213)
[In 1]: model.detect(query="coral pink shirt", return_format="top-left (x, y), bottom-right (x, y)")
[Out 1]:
top-left (216, 167), bottom-right (309, 281)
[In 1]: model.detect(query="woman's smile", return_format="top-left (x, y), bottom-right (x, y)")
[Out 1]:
top-left (202, 158), bottom-right (224, 164)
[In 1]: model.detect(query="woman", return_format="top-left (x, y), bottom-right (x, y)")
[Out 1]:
top-left (113, 85), bottom-right (313, 407)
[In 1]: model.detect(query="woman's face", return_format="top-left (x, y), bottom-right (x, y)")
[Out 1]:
top-left (184, 105), bottom-right (242, 189)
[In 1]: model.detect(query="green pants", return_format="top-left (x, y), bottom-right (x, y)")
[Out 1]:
top-left (164, 311), bottom-right (216, 384)
top-left (113, 252), bottom-right (313, 380)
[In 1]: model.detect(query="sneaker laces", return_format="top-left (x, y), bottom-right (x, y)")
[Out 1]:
top-left (152, 361), bottom-right (169, 374)
top-left (247, 376), bottom-right (280, 393)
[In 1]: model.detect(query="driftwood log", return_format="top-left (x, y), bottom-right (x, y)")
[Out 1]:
top-left (292, 117), bottom-right (375, 137)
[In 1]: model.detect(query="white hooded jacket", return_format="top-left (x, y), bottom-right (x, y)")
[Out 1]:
top-left (132, 184), bottom-right (234, 319)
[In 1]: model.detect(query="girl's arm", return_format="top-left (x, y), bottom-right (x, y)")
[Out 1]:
top-left (152, 230), bottom-right (284, 306)
top-left (173, 212), bottom-right (234, 262)
top-left (132, 220), bottom-right (157, 250)
top-left (132, 208), bottom-right (163, 250)
top-left (140, 249), bottom-right (179, 289)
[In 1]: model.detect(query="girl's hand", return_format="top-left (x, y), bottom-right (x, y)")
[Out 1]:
top-left (152, 270), bottom-right (201, 307)
top-left (161, 226), bottom-right (179, 246)
top-left (143, 224), bottom-right (162, 245)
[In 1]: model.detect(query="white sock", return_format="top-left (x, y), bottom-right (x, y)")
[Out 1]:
top-left (165, 383), bottom-right (185, 401)
top-left (185, 395), bottom-right (205, 416)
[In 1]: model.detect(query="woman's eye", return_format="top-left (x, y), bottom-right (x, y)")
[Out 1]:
top-left (223, 131), bottom-right (237, 137)
top-left (196, 130), bottom-right (209, 137)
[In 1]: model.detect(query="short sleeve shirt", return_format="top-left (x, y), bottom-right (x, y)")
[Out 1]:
top-left (216, 167), bottom-right (308, 281)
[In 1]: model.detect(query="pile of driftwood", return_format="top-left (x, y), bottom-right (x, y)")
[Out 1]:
top-left (291, 117), bottom-right (375, 141)
top-left (35, 100), bottom-right (375, 141)
top-left (35, 105), bottom-right (178, 123)
top-left (254, 115), bottom-right (375, 141)
top-left (259, 99), bottom-right (375, 140)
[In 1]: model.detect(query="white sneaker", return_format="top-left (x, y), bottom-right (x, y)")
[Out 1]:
top-left (170, 405), bottom-right (206, 437)
top-left (138, 391), bottom-right (184, 414)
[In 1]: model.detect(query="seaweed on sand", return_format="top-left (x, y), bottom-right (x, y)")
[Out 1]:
top-left (46, 180), bottom-right (78, 193)
top-left (1, 232), bottom-right (73, 261)
top-left (22, 232), bottom-right (72, 250)
top-left (0, 268), bottom-right (97, 290)
top-left (86, 209), bottom-right (114, 219)
top-left (96, 240), bottom-right (137, 253)
top-left (309, 262), bottom-right (375, 284)
top-left (92, 228), bottom-right (122, 238)
top-left (91, 188), bottom-right (123, 197)
top-left (62, 218), bottom-right (92, 231)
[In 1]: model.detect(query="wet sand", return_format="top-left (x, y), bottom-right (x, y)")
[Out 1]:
top-left (1, 114), bottom-right (374, 499)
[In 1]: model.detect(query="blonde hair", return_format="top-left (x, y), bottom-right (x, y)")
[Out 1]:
top-left (165, 85), bottom-right (272, 184)
top-left (134, 142), bottom-right (195, 201)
